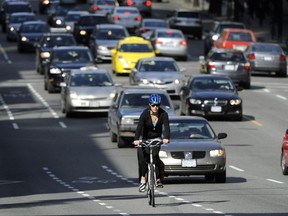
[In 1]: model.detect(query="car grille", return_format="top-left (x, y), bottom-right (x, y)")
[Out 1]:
top-left (166, 165), bottom-right (216, 170)
top-left (133, 119), bottom-right (139, 125)
top-left (171, 151), bottom-right (206, 159)
top-left (204, 100), bottom-right (227, 106)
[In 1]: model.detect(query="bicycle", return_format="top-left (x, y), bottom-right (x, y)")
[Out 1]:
top-left (137, 137), bottom-right (163, 207)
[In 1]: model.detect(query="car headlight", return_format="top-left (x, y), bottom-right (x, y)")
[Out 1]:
top-left (174, 79), bottom-right (181, 84)
top-left (109, 92), bottom-right (116, 98)
top-left (9, 26), bottom-right (15, 32)
top-left (69, 91), bottom-right (78, 99)
top-left (56, 19), bottom-right (62, 25)
top-left (80, 30), bottom-right (86, 35)
top-left (40, 52), bottom-right (50, 58)
top-left (159, 150), bottom-right (168, 158)
top-left (98, 45), bottom-right (108, 51)
top-left (212, 34), bottom-right (219, 41)
top-left (210, 149), bottom-right (225, 157)
top-left (66, 25), bottom-right (72, 31)
top-left (120, 117), bottom-right (134, 125)
top-left (189, 98), bottom-right (202, 104)
top-left (141, 79), bottom-right (149, 84)
top-left (230, 99), bottom-right (241, 105)
top-left (49, 68), bottom-right (61, 74)
top-left (21, 36), bottom-right (28, 42)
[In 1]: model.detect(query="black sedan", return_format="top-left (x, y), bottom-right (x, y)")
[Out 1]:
top-left (35, 33), bottom-right (77, 74)
top-left (179, 75), bottom-right (243, 121)
top-left (43, 46), bottom-right (96, 93)
top-left (17, 20), bottom-right (50, 53)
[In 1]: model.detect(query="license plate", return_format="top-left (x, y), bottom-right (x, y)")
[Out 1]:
top-left (211, 106), bottom-right (222, 112)
top-left (79, 101), bottom-right (89, 107)
top-left (182, 159), bottom-right (196, 167)
top-left (89, 101), bottom-right (99, 107)
top-left (165, 41), bottom-right (176, 47)
top-left (224, 65), bottom-right (235, 70)
top-left (233, 45), bottom-right (246, 51)
top-left (264, 56), bottom-right (273, 61)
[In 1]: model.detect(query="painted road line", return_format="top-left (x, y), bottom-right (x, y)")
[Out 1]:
top-left (229, 165), bottom-right (245, 172)
top-left (276, 95), bottom-right (287, 100)
top-left (267, 179), bottom-right (284, 184)
top-left (0, 43), bottom-right (12, 64)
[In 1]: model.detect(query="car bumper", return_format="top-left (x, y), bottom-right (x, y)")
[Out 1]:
top-left (66, 98), bottom-right (112, 113)
top-left (138, 83), bottom-right (184, 96)
top-left (155, 45), bottom-right (187, 57)
top-left (171, 25), bottom-right (202, 37)
top-left (250, 62), bottom-right (287, 72)
top-left (210, 70), bottom-right (250, 85)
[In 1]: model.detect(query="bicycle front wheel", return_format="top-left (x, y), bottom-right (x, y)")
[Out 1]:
top-left (148, 164), bottom-right (155, 207)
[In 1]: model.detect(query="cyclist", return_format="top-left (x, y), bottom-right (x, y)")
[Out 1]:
top-left (133, 94), bottom-right (170, 192)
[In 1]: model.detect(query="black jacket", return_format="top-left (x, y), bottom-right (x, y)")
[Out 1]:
top-left (134, 107), bottom-right (170, 140)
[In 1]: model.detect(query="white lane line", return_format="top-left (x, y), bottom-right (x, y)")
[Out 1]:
top-left (276, 95), bottom-right (287, 100)
top-left (0, 94), bottom-right (19, 129)
top-left (263, 89), bottom-right (270, 93)
top-left (229, 165), bottom-right (245, 172)
top-left (267, 179), bottom-right (284, 184)
top-left (12, 123), bottom-right (19, 130)
top-left (0, 43), bottom-right (12, 64)
top-left (59, 121), bottom-right (67, 128)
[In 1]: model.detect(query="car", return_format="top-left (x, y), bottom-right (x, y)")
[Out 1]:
top-left (64, 10), bottom-right (89, 33)
top-left (159, 115), bottom-right (227, 183)
top-left (39, 0), bottom-right (59, 14)
top-left (244, 42), bottom-right (287, 77)
top-left (213, 28), bottom-right (257, 51)
top-left (88, 24), bottom-right (129, 62)
top-left (0, 0), bottom-right (32, 32)
top-left (35, 33), bottom-right (77, 74)
top-left (204, 20), bottom-right (246, 55)
top-left (6, 12), bottom-right (36, 42)
top-left (168, 9), bottom-right (203, 39)
top-left (73, 13), bottom-right (109, 45)
top-left (281, 128), bottom-right (288, 175)
top-left (107, 86), bottom-right (177, 148)
top-left (17, 20), bottom-right (50, 53)
top-left (135, 18), bottom-right (168, 37)
top-left (179, 74), bottom-right (243, 121)
top-left (199, 48), bottom-right (251, 89)
top-left (129, 57), bottom-right (186, 97)
top-left (146, 28), bottom-right (188, 61)
top-left (117, 0), bottom-right (152, 17)
top-left (111, 36), bottom-right (156, 75)
top-left (107, 6), bottom-right (142, 33)
top-left (47, 4), bottom-right (76, 28)
top-left (43, 46), bottom-right (96, 93)
top-left (88, 0), bottom-right (119, 14)
top-left (60, 67), bottom-right (117, 117)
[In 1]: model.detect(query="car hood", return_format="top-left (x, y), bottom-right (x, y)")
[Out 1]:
top-left (161, 139), bottom-right (222, 151)
top-left (95, 39), bottom-right (119, 48)
top-left (191, 91), bottom-right (239, 99)
top-left (119, 107), bottom-right (176, 117)
top-left (137, 72), bottom-right (184, 81)
top-left (19, 32), bottom-right (46, 39)
top-left (50, 62), bottom-right (94, 69)
top-left (70, 86), bottom-right (116, 98)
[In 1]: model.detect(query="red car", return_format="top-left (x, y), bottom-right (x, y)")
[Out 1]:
top-left (281, 129), bottom-right (288, 175)
top-left (213, 28), bottom-right (257, 52)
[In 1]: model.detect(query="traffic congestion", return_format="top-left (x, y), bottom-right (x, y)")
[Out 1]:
top-left (0, 0), bottom-right (288, 215)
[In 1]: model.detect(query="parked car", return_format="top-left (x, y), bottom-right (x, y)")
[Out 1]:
top-left (88, 23), bottom-right (129, 62)
top-left (17, 20), bottom-right (50, 53)
top-left (43, 46), bottom-right (96, 93)
top-left (146, 28), bottom-right (188, 61)
top-left (160, 115), bottom-right (227, 183)
top-left (35, 33), bottom-right (77, 74)
top-left (107, 86), bottom-right (177, 148)
top-left (168, 9), bottom-right (202, 39)
top-left (199, 48), bottom-right (251, 89)
top-left (73, 13), bottom-right (109, 45)
top-left (204, 20), bottom-right (246, 55)
top-left (88, 0), bottom-right (118, 14)
top-left (64, 10), bottom-right (89, 33)
top-left (213, 28), bottom-right (257, 51)
top-left (135, 18), bottom-right (168, 37)
top-left (60, 67), bottom-right (117, 117)
top-left (117, 0), bottom-right (152, 17)
top-left (244, 42), bottom-right (287, 77)
top-left (281, 128), bottom-right (288, 175)
top-left (107, 6), bottom-right (142, 33)
top-left (179, 74), bottom-right (243, 121)
top-left (111, 36), bottom-right (156, 75)
top-left (129, 57), bottom-right (186, 97)
top-left (6, 12), bottom-right (36, 41)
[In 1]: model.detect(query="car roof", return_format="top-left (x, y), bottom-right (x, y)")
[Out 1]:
top-left (21, 20), bottom-right (47, 25)
top-left (10, 12), bottom-right (34, 16)
top-left (138, 56), bottom-right (176, 62)
top-left (222, 28), bottom-right (255, 33)
top-left (96, 23), bottom-right (126, 29)
top-left (42, 32), bottom-right (74, 37)
top-left (52, 46), bottom-right (88, 50)
top-left (120, 86), bottom-right (169, 94)
top-left (154, 28), bottom-right (183, 33)
top-left (192, 74), bottom-right (231, 80)
top-left (169, 115), bottom-right (208, 121)
top-left (119, 36), bottom-right (150, 44)
top-left (70, 67), bottom-right (109, 75)
top-left (142, 18), bottom-right (166, 22)
top-left (66, 10), bottom-right (89, 15)
top-left (215, 20), bottom-right (245, 25)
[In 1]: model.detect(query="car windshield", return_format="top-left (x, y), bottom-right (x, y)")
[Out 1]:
top-left (52, 50), bottom-right (92, 63)
top-left (119, 43), bottom-right (153, 52)
top-left (177, 11), bottom-right (199, 18)
top-left (10, 15), bottom-right (35, 23)
top-left (70, 73), bottom-right (113, 87)
top-left (96, 0), bottom-right (116, 5)
top-left (170, 120), bottom-right (215, 139)
top-left (252, 44), bottom-right (282, 53)
top-left (6, 4), bottom-right (31, 13)
top-left (78, 16), bottom-right (108, 25)
top-left (228, 32), bottom-right (253, 42)
top-left (144, 21), bottom-right (168, 28)
top-left (139, 60), bottom-right (179, 72)
top-left (120, 93), bottom-right (171, 108)
top-left (157, 31), bottom-right (183, 38)
top-left (42, 36), bottom-right (76, 47)
top-left (65, 14), bottom-right (81, 22)
top-left (210, 52), bottom-right (245, 62)
top-left (191, 78), bottom-right (235, 92)
top-left (21, 24), bottom-right (49, 33)
top-left (96, 29), bottom-right (127, 40)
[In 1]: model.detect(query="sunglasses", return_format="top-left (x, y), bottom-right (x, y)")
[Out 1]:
top-left (150, 104), bottom-right (160, 107)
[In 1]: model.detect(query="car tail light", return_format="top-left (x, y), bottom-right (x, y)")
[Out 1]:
top-left (155, 39), bottom-right (162, 45)
top-left (145, 0), bottom-right (152, 7)
top-left (247, 53), bottom-right (256, 60)
top-left (127, 0), bottom-right (133, 6)
top-left (93, 5), bottom-right (99, 11)
top-left (208, 61), bottom-right (216, 69)
top-left (222, 42), bottom-right (226, 48)
top-left (244, 62), bottom-right (250, 70)
top-left (135, 16), bottom-right (142, 21)
top-left (179, 40), bottom-right (187, 46)
top-left (279, 54), bottom-right (286, 61)
top-left (113, 16), bottom-right (120, 21)
top-left (141, 29), bottom-right (148, 33)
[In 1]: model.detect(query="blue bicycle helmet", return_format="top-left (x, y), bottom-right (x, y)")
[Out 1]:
top-left (149, 94), bottom-right (161, 105)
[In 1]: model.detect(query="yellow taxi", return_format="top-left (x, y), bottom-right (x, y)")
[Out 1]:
top-left (111, 36), bottom-right (157, 75)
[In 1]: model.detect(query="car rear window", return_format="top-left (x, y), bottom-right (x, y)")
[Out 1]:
top-left (119, 43), bottom-right (152, 52)
top-left (96, 29), bottom-right (127, 40)
top-left (210, 52), bottom-right (245, 62)
top-left (177, 11), bottom-right (199, 18)
top-left (157, 31), bottom-right (183, 38)
top-left (70, 73), bottom-right (112, 87)
top-left (139, 60), bottom-right (179, 72)
top-left (252, 44), bottom-right (282, 53)
top-left (227, 32), bottom-right (253, 42)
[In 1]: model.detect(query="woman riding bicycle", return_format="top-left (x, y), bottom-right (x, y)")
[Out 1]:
top-left (133, 94), bottom-right (170, 192)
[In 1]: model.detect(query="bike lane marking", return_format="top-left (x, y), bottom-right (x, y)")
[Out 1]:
top-left (0, 94), bottom-right (19, 129)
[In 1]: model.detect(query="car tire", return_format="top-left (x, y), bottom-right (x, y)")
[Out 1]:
top-left (281, 152), bottom-right (288, 175)
top-left (243, 82), bottom-right (251, 89)
top-left (47, 83), bottom-right (55, 93)
top-left (215, 170), bottom-right (226, 183)
top-left (278, 70), bottom-right (287, 77)
top-left (110, 129), bottom-right (117, 142)
top-left (117, 135), bottom-right (125, 148)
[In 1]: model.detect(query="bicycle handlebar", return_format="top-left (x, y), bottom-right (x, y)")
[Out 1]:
top-left (137, 138), bottom-right (163, 148)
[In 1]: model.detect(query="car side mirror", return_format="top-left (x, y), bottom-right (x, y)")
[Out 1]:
top-left (217, 133), bottom-right (227, 139)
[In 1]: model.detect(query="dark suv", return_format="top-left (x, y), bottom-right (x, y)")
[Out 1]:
top-left (118, 0), bottom-right (152, 17)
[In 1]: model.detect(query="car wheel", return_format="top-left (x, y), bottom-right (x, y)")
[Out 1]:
top-left (44, 78), bottom-right (48, 90)
top-left (281, 152), bottom-right (288, 175)
top-left (278, 70), bottom-right (287, 77)
top-left (205, 174), bottom-right (214, 182)
top-left (110, 129), bottom-right (117, 142)
top-left (47, 83), bottom-right (55, 93)
top-left (243, 82), bottom-right (251, 89)
top-left (117, 135), bottom-right (126, 148)
top-left (215, 170), bottom-right (226, 183)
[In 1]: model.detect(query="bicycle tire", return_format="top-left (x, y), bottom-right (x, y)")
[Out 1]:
top-left (149, 164), bottom-right (155, 207)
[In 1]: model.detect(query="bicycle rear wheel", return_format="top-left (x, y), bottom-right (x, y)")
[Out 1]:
top-left (148, 164), bottom-right (155, 207)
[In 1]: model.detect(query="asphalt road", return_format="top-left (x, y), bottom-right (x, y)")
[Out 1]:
top-left (0, 1), bottom-right (288, 215)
